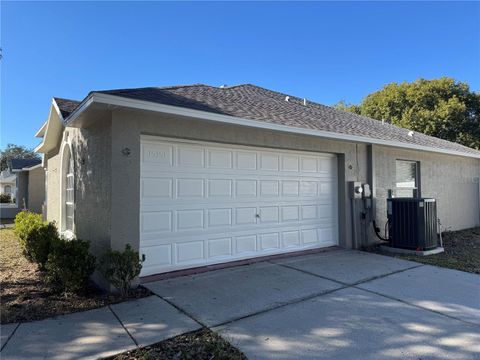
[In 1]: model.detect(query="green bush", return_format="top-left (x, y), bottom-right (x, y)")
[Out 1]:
top-left (99, 244), bottom-right (143, 296)
top-left (14, 211), bottom-right (45, 256)
top-left (25, 222), bottom-right (59, 270)
top-left (0, 193), bottom-right (12, 203)
top-left (45, 238), bottom-right (96, 294)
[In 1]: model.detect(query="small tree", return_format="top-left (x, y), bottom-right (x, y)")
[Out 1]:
top-left (99, 244), bottom-right (143, 296)
top-left (45, 238), bottom-right (96, 295)
top-left (25, 222), bottom-right (59, 270)
top-left (14, 211), bottom-right (46, 256)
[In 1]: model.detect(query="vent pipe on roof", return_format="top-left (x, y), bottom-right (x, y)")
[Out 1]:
top-left (382, 119), bottom-right (385, 125)
top-left (219, 84), bottom-right (227, 88)
top-left (303, 98), bottom-right (307, 106)
top-left (285, 96), bottom-right (290, 102)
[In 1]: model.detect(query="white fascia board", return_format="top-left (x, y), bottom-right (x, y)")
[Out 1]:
top-left (35, 121), bottom-right (48, 138)
top-left (24, 164), bottom-right (42, 171)
top-left (11, 164), bottom-right (41, 173)
top-left (52, 98), bottom-right (65, 123)
top-left (66, 92), bottom-right (480, 159)
top-left (34, 141), bottom-right (45, 153)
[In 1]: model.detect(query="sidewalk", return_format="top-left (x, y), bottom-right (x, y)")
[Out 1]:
top-left (0, 295), bottom-right (201, 360)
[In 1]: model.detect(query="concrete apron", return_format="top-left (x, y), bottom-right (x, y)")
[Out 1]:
top-left (144, 250), bottom-right (421, 327)
top-left (2, 250), bottom-right (479, 359)
top-left (145, 249), bottom-right (479, 360)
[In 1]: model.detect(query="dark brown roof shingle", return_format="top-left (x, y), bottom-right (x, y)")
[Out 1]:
top-left (54, 97), bottom-right (81, 119)
top-left (57, 84), bottom-right (480, 157)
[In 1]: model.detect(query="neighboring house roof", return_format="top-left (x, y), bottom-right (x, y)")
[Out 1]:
top-left (57, 84), bottom-right (480, 158)
top-left (10, 158), bottom-right (42, 171)
top-left (54, 97), bottom-right (82, 119)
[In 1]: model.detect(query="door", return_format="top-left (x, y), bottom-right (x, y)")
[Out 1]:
top-left (140, 136), bottom-right (338, 276)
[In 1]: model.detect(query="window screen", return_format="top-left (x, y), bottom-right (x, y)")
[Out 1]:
top-left (395, 160), bottom-right (418, 197)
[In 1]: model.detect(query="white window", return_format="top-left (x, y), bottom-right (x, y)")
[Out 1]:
top-left (61, 145), bottom-right (75, 234)
top-left (395, 160), bottom-right (419, 198)
top-left (4, 185), bottom-right (11, 195)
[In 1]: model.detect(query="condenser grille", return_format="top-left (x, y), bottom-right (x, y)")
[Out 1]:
top-left (387, 198), bottom-right (437, 250)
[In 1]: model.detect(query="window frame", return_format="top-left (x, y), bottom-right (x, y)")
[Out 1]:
top-left (395, 159), bottom-right (421, 198)
top-left (60, 140), bottom-right (75, 238)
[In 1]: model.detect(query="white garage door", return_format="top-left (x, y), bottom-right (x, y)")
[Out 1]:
top-left (140, 136), bottom-right (338, 276)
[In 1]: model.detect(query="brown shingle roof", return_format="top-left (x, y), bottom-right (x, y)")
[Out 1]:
top-left (54, 97), bottom-right (81, 119)
top-left (60, 84), bottom-right (480, 157)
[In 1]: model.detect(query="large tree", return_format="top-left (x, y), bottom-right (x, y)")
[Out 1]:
top-left (0, 144), bottom-right (40, 171)
top-left (335, 77), bottom-right (480, 149)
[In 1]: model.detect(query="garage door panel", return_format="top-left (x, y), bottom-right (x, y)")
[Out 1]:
top-left (140, 224), bottom-right (336, 275)
top-left (208, 237), bottom-right (232, 258)
top-left (141, 211), bottom-right (172, 233)
top-left (259, 232), bottom-right (280, 250)
top-left (207, 208), bottom-right (232, 227)
top-left (141, 143), bottom-right (174, 166)
top-left (207, 149), bottom-right (233, 169)
top-left (140, 137), bottom-right (338, 276)
top-left (141, 178), bottom-right (173, 199)
top-left (177, 146), bottom-right (204, 168)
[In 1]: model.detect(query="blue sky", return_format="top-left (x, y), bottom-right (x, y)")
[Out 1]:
top-left (1, 1), bottom-right (479, 149)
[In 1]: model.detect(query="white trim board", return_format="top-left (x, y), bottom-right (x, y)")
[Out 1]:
top-left (66, 92), bottom-right (480, 159)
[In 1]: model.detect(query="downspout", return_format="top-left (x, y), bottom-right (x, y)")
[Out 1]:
top-left (367, 144), bottom-right (376, 244)
top-left (367, 144), bottom-right (376, 219)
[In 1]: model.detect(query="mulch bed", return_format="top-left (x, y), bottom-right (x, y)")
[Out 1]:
top-left (0, 229), bottom-right (151, 324)
top-left (365, 227), bottom-right (480, 274)
top-left (107, 328), bottom-right (247, 360)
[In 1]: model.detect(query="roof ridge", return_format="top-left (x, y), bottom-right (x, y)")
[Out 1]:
top-left (54, 97), bottom-right (81, 103)
top-left (93, 83), bottom-right (209, 94)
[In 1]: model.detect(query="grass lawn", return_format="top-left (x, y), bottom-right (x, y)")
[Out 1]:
top-left (0, 228), bottom-right (151, 324)
top-left (107, 329), bottom-right (246, 360)
top-left (366, 227), bottom-right (480, 274)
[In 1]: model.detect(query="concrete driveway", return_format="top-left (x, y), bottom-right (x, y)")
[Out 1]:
top-left (145, 250), bottom-right (480, 360)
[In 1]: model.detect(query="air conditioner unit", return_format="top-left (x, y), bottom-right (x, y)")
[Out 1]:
top-left (387, 198), bottom-right (437, 250)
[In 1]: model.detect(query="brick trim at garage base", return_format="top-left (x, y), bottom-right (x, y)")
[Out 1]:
top-left (141, 245), bottom-right (341, 283)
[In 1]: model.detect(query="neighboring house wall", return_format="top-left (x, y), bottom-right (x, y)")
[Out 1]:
top-left (15, 172), bottom-right (28, 210)
top-left (27, 167), bottom-right (45, 214)
top-left (1, 172), bottom-right (28, 219)
top-left (1, 182), bottom-right (16, 195)
top-left (375, 146), bottom-right (480, 233)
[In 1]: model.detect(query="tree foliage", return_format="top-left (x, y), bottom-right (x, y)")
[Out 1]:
top-left (0, 144), bottom-right (40, 171)
top-left (335, 78), bottom-right (480, 149)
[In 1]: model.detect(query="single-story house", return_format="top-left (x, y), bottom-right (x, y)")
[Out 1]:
top-left (0, 158), bottom-right (45, 219)
top-left (34, 84), bottom-right (480, 279)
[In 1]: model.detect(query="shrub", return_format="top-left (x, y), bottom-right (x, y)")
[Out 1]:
top-left (24, 222), bottom-right (59, 270)
top-left (45, 238), bottom-right (96, 294)
top-left (14, 211), bottom-right (45, 255)
top-left (99, 244), bottom-right (143, 296)
top-left (0, 193), bottom-right (12, 203)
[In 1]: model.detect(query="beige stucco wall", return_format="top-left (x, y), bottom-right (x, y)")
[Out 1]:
top-left (45, 116), bottom-right (112, 258)
top-left (374, 146), bottom-right (480, 233)
top-left (27, 167), bottom-right (45, 214)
